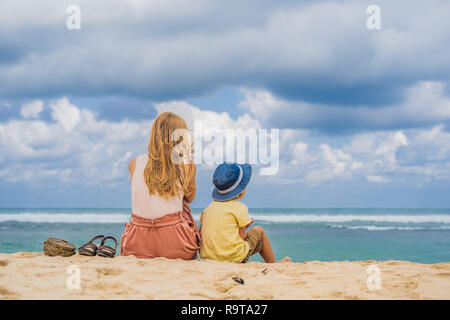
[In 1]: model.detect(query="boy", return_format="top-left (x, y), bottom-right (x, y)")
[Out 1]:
top-left (200, 163), bottom-right (291, 263)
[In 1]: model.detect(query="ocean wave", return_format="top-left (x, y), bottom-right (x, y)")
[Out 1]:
top-left (0, 213), bottom-right (130, 223)
top-left (0, 213), bottom-right (450, 224)
top-left (249, 214), bottom-right (450, 224)
top-left (327, 224), bottom-right (450, 231)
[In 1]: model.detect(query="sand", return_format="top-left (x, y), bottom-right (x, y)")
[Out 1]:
top-left (0, 252), bottom-right (449, 300)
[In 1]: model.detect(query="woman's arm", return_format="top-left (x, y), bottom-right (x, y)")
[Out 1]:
top-left (128, 158), bottom-right (137, 185)
top-left (183, 164), bottom-right (196, 203)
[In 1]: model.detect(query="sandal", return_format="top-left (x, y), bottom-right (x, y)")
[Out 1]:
top-left (96, 236), bottom-right (118, 258)
top-left (78, 235), bottom-right (105, 256)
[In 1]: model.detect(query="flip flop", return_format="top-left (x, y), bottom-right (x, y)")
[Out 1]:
top-left (96, 236), bottom-right (118, 258)
top-left (78, 235), bottom-right (105, 256)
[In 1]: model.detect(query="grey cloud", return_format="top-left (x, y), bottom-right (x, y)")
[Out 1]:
top-left (239, 81), bottom-right (450, 133)
top-left (0, 0), bottom-right (448, 110)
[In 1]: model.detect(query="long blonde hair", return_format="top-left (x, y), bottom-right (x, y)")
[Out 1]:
top-left (144, 112), bottom-right (193, 198)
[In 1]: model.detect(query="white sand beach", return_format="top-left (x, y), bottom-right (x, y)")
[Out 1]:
top-left (0, 252), bottom-right (449, 299)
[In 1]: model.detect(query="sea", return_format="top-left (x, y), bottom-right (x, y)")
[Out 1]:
top-left (1, 208), bottom-right (449, 263)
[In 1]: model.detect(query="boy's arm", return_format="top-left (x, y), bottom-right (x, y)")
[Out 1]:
top-left (239, 218), bottom-right (255, 240)
top-left (239, 227), bottom-right (246, 240)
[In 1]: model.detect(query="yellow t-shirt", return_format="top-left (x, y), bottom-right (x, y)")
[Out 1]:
top-left (200, 199), bottom-right (251, 263)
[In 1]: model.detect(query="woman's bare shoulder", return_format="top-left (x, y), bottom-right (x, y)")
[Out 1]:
top-left (128, 157), bottom-right (137, 174)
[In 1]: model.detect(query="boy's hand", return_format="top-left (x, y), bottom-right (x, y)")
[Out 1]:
top-left (239, 219), bottom-right (255, 240)
top-left (245, 218), bottom-right (255, 229)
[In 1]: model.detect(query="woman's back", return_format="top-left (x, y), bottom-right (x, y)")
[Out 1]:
top-left (121, 111), bottom-right (199, 259)
top-left (131, 154), bottom-right (183, 219)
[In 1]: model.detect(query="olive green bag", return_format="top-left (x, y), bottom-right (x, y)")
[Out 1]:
top-left (43, 238), bottom-right (76, 257)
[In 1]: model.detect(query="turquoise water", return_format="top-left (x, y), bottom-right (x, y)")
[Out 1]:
top-left (0, 208), bottom-right (449, 263)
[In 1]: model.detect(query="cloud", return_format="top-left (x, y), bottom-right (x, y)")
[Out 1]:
top-left (20, 100), bottom-right (44, 119)
top-left (94, 96), bottom-right (156, 121)
top-left (0, 1), bottom-right (449, 206)
top-left (302, 144), bottom-right (361, 183)
top-left (0, 101), bottom-right (12, 109)
top-left (404, 125), bottom-right (450, 162)
top-left (0, 0), bottom-right (449, 110)
top-left (0, 97), bottom-right (449, 193)
top-left (270, 126), bottom-right (449, 185)
top-left (238, 81), bottom-right (450, 133)
top-left (154, 100), bottom-right (261, 131)
top-left (49, 98), bottom-right (81, 132)
top-left (1, 97), bottom-right (264, 185)
top-left (0, 97), bottom-right (151, 185)
top-left (374, 131), bottom-right (408, 165)
top-left (367, 175), bottom-right (390, 183)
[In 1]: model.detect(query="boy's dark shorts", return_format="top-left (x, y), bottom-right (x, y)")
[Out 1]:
top-left (241, 228), bottom-right (263, 263)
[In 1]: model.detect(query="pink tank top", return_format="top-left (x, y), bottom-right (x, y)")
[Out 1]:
top-left (131, 154), bottom-right (183, 219)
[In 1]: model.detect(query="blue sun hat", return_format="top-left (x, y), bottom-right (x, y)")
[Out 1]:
top-left (212, 163), bottom-right (252, 201)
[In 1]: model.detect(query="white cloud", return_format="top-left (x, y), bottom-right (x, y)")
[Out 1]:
top-left (154, 100), bottom-right (261, 131)
top-left (238, 89), bottom-right (282, 123)
top-left (374, 131), bottom-right (408, 165)
top-left (0, 96), bottom-right (450, 188)
top-left (367, 175), bottom-right (390, 183)
top-left (273, 125), bottom-right (450, 185)
top-left (20, 100), bottom-right (44, 119)
top-left (0, 97), bottom-right (150, 185)
top-left (304, 144), bottom-right (357, 183)
top-left (154, 100), bottom-right (264, 170)
top-left (0, 101), bottom-right (12, 109)
top-left (405, 125), bottom-right (450, 161)
top-left (347, 130), bottom-right (408, 168)
top-left (49, 98), bottom-right (81, 132)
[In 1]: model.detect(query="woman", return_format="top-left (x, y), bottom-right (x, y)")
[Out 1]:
top-left (120, 112), bottom-right (200, 259)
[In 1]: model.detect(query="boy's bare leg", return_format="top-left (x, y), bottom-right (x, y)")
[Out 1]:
top-left (252, 226), bottom-right (291, 263)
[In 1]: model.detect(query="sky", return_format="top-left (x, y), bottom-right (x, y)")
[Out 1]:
top-left (0, 0), bottom-right (450, 208)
